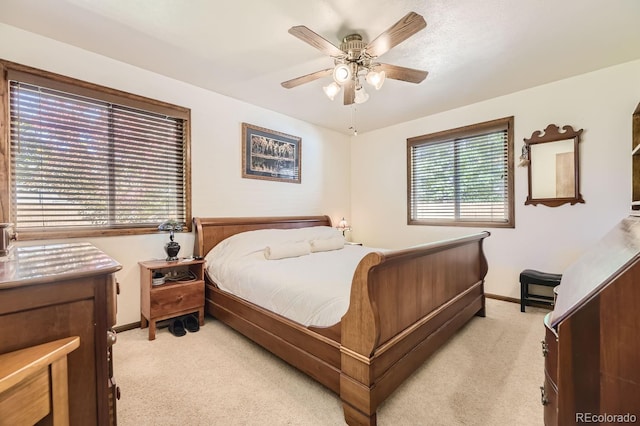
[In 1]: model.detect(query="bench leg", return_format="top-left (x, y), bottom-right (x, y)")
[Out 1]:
top-left (520, 281), bottom-right (527, 312)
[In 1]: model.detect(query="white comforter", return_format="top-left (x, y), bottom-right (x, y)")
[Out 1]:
top-left (205, 227), bottom-right (379, 327)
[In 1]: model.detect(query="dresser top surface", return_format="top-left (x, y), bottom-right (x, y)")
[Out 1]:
top-left (551, 215), bottom-right (640, 326)
top-left (0, 242), bottom-right (121, 289)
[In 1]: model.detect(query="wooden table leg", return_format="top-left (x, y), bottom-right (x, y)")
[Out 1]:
top-left (51, 357), bottom-right (70, 425)
top-left (148, 320), bottom-right (156, 341)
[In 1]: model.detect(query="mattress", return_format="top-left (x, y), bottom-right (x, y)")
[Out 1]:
top-left (204, 226), bottom-right (379, 327)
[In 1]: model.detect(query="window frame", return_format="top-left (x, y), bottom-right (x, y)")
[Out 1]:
top-left (406, 116), bottom-right (514, 228)
top-left (0, 59), bottom-right (192, 240)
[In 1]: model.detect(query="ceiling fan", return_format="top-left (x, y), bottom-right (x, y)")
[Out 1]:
top-left (281, 11), bottom-right (429, 106)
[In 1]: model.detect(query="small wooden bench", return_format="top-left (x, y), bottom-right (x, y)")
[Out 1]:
top-left (0, 336), bottom-right (80, 426)
top-left (520, 269), bottom-right (562, 312)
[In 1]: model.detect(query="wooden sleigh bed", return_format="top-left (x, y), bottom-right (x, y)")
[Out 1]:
top-left (193, 216), bottom-right (490, 425)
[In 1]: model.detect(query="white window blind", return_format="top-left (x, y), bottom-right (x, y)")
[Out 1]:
top-left (408, 117), bottom-right (513, 227)
top-left (9, 80), bottom-right (187, 232)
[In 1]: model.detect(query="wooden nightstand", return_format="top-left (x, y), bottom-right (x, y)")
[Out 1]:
top-left (139, 258), bottom-right (205, 340)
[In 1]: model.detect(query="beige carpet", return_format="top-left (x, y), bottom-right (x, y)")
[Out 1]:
top-left (114, 299), bottom-right (547, 425)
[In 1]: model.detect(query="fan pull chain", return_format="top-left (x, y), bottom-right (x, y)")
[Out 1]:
top-left (349, 105), bottom-right (358, 136)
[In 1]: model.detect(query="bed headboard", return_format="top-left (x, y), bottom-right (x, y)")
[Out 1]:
top-left (192, 215), bottom-right (332, 257)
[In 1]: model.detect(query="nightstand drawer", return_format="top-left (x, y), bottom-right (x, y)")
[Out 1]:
top-left (150, 281), bottom-right (204, 317)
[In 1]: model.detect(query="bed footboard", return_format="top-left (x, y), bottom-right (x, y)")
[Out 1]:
top-left (339, 232), bottom-right (490, 425)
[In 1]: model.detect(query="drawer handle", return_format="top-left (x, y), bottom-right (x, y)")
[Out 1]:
top-left (541, 340), bottom-right (548, 357)
top-left (107, 329), bottom-right (117, 347)
top-left (540, 385), bottom-right (549, 406)
top-left (109, 378), bottom-right (121, 400)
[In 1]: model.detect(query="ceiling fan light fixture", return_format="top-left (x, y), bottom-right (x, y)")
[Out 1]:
top-left (333, 63), bottom-right (352, 85)
top-left (366, 70), bottom-right (386, 90)
top-left (323, 82), bottom-right (341, 100)
top-left (283, 12), bottom-right (428, 109)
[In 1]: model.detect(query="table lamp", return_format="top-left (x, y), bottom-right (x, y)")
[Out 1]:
top-left (158, 220), bottom-right (184, 261)
top-left (336, 217), bottom-right (352, 236)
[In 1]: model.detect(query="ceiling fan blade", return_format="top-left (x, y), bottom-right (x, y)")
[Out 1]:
top-left (377, 63), bottom-right (428, 84)
top-left (289, 26), bottom-right (345, 57)
top-left (365, 12), bottom-right (427, 58)
top-left (343, 80), bottom-right (355, 105)
top-left (281, 68), bottom-right (333, 89)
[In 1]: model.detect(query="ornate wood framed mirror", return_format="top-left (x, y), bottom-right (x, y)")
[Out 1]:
top-left (524, 124), bottom-right (584, 207)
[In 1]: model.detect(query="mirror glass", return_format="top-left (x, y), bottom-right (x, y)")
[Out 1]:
top-left (524, 125), bottom-right (584, 207)
top-left (530, 139), bottom-right (575, 199)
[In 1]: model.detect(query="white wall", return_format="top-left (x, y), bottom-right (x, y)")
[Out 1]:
top-left (351, 59), bottom-right (640, 299)
top-left (3, 22), bottom-right (640, 323)
top-left (0, 24), bottom-right (352, 326)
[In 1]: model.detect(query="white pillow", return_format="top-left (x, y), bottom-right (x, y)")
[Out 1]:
top-left (310, 236), bottom-right (345, 253)
top-left (206, 226), bottom-right (343, 267)
top-left (264, 242), bottom-right (311, 260)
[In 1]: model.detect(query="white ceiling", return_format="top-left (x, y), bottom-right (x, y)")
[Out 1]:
top-left (2, 0), bottom-right (640, 135)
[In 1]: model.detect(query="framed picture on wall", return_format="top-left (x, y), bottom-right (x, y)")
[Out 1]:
top-left (241, 122), bottom-right (301, 183)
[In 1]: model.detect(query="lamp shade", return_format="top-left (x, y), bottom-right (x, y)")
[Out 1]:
top-left (354, 85), bottom-right (369, 104)
top-left (158, 220), bottom-right (184, 237)
top-left (366, 70), bottom-right (386, 90)
top-left (323, 82), bottom-right (341, 100)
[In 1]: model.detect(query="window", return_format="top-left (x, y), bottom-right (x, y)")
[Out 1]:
top-left (407, 117), bottom-right (514, 227)
top-left (0, 61), bottom-right (191, 240)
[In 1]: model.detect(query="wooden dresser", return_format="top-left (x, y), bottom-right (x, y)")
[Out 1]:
top-left (542, 217), bottom-right (640, 425)
top-left (0, 242), bottom-right (121, 425)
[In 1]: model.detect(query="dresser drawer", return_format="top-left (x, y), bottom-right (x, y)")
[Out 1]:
top-left (543, 313), bottom-right (558, 384)
top-left (150, 281), bottom-right (204, 317)
top-left (107, 276), bottom-right (118, 328)
top-left (542, 372), bottom-right (558, 426)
